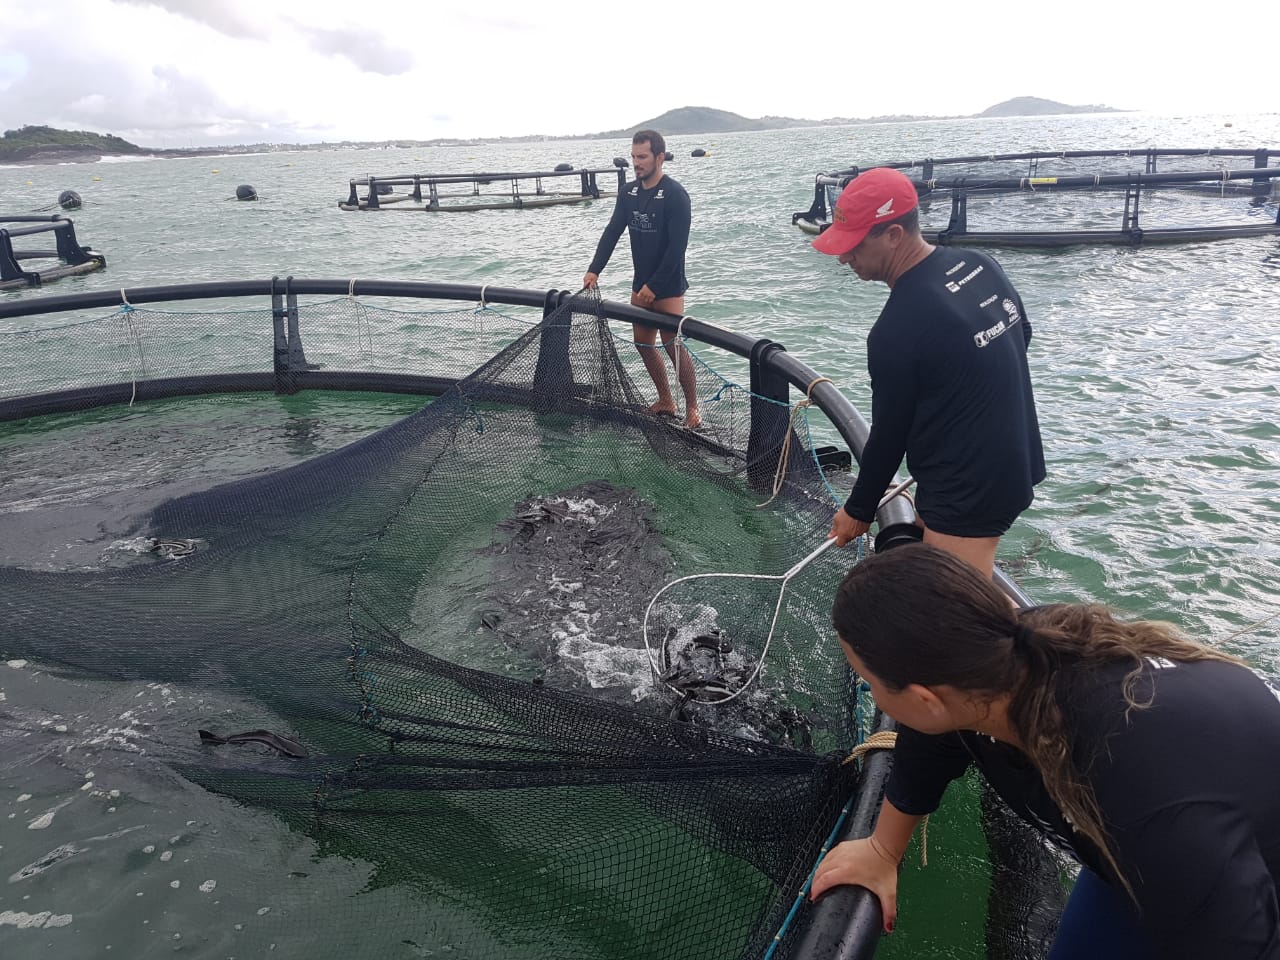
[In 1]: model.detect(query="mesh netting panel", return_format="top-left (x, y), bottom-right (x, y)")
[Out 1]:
top-left (0, 293), bottom-right (871, 959)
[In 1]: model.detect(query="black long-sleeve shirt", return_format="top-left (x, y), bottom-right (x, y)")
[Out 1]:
top-left (885, 657), bottom-right (1280, 958)
top-left (845, 247), bottom-right (1044, 536)
top-left (588, 174), bottom-right (690, 299)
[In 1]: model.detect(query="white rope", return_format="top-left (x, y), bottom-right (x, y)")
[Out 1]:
top-left (346, 279), bottom-right (375, 361)
top-left (118, 291), bottom-right (144, 407)
top-left (1220, 607), bottom-right (1280, 644)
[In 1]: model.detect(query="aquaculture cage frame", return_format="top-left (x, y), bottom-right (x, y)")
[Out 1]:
top-left (792, 147), bottom-right (1280, 247)
top-left (0, 214), bottom-right (105, 289)
top-left (340, 165), bottom-right (628, 211)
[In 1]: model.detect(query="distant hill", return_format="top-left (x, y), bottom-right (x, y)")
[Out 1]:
top-left (592, 100), bottom-right (1125, 138)
top-left (978, 97), bottom-right (1123, 118)
top-left (592, 106), bottom-right (818, 138)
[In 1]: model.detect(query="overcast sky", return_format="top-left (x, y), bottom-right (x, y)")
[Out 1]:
top-left (1, 0), bottom-right (1271, 147)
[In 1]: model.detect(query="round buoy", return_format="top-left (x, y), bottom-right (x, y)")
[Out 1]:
top-left (58, 190), bottom-right (82, 210)
top-left (234, 184), bottom-right (258, 201)
top-left (664, 151), bottom-right (673, 161)
top-left (554, 162), bottom-right (574, 172)
top-left (1224, 122), bottom-right (1233, 127)
top-left (613, 157), bottom-right (630, 169)
top-left (690, 148), bottom-right (707, 158)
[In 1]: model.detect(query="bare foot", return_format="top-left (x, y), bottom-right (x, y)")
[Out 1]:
top-left (683, 408), bottom-right (702, 429)
top-left (649, 401), bottom-right (677, 418)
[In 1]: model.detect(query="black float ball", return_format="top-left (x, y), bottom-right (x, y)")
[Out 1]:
top-left (691, 148), bottom-right (707, 158)
top-left (58, 190), bottom-right (82, 210)
top-left (235, 184), bottom-right (258, 201)
top-left (613, 157), bottom-right (629, 169)
top-left (664, 151), bottom-right (673, 161)
top-left (554, 162), bottom-right (574, 172)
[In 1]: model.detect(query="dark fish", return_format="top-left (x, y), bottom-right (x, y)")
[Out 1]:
top-left (198, 728), bottom-right (309, 758)
top-left (148, 537), bottom-right (199, 558)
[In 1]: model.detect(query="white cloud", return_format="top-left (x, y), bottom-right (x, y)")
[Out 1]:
top-left (0, 0), bottom-right (1272, 147)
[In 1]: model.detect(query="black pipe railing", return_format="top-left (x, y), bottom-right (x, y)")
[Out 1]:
top-left (822, 147), bottom-right (1276, 182)
top-left (795, 160), bottom-right (1280, 247)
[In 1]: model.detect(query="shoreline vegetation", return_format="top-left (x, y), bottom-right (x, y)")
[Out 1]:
top-left (3, 99), bottom-right (1125, 166)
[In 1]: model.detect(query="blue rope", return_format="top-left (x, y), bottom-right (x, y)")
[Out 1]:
top-left (764, 536), bottom-right (872, 956)
top-left (762, 794), bottom-right (856, 960)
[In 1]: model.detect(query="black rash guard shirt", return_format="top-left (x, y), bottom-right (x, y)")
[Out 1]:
top-left (844, 247), bottom-right (1045, 537)
top-left (884, 657), bottom-right (1280, 959)
top-left (588, 174), bottom-right (690, 299)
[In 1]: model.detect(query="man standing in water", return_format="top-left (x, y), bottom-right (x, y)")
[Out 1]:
top-left (812, 168), bottom-right (1044, 577)
top-left (583, 130), bottom-right (700, 428)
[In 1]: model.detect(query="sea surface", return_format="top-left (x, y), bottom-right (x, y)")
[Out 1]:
top-left (2, 110), bottom-right (1279, 957)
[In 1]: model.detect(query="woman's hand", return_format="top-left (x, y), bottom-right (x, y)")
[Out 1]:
top-left (810, 837), bottom-right (901, 934)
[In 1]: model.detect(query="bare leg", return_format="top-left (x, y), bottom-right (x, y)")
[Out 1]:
top-left (651, 295), bottom-right (700, 428)
top-left (921, 525), bottom-right (1000, 580)
top-left (630, 315), bottom-right (676, 415)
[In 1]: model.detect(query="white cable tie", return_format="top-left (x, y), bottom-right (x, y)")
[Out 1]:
top-left (479, 285), bottom-right (488, 310)
top-left (348, 278), bottom-right (357, 297)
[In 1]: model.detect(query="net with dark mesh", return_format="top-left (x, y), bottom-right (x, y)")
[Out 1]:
top-left (0, 291), bottom-right (875, 959)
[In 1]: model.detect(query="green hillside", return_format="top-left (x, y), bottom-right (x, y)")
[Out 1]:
top-left (0, 125), bottom-right (142, 161)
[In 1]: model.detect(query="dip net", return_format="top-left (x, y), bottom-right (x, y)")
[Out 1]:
top-left (0, 292), bottom-right (869, 959)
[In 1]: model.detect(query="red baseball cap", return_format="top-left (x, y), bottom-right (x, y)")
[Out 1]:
top-left (811, 167), bottom-right (920, 256)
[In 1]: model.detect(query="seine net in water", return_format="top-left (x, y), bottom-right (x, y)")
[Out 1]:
top-left (0, 293), bottom-right (862, 959)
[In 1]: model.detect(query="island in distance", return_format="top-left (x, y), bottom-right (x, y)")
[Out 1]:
top-left (589, 98), bottom-right (1125, 137)
top-left (2, 98), bottom-right (1126, 164)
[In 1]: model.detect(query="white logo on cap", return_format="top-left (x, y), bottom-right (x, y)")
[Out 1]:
top-left (876, 199), bottom-right (895, 218)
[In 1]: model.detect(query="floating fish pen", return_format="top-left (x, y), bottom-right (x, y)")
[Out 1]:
top-left (339, 164), bottom-right (627, 212)
top-left (793, 147), bottom-right (1280, 247)
top-left (0, 280), bottom-right (1056, 960)
top-left (0, 214), bottom-right (105, 289)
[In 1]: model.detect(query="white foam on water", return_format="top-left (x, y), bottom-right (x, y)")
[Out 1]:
top-left (7, 660), bottom-right (28, 669)
top-left (553, 612), bottom-right (652, 692)
top-left (549, 496), bottom-right (616, 526)
top-left (0, 910), bottom-right (73, 929)
top-left (27, 797), bottom-right (73, 830)
top-left (199, 880), bottom-right (216, 893)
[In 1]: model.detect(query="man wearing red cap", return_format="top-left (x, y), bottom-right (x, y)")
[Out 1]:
top-left (813, 167), bottom-right (1044, 577)
top-left (584, 130), bottom-right (700, 428)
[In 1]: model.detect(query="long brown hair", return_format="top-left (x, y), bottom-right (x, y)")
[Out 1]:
top-left (831, 543), bottom-right (1240, 898)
